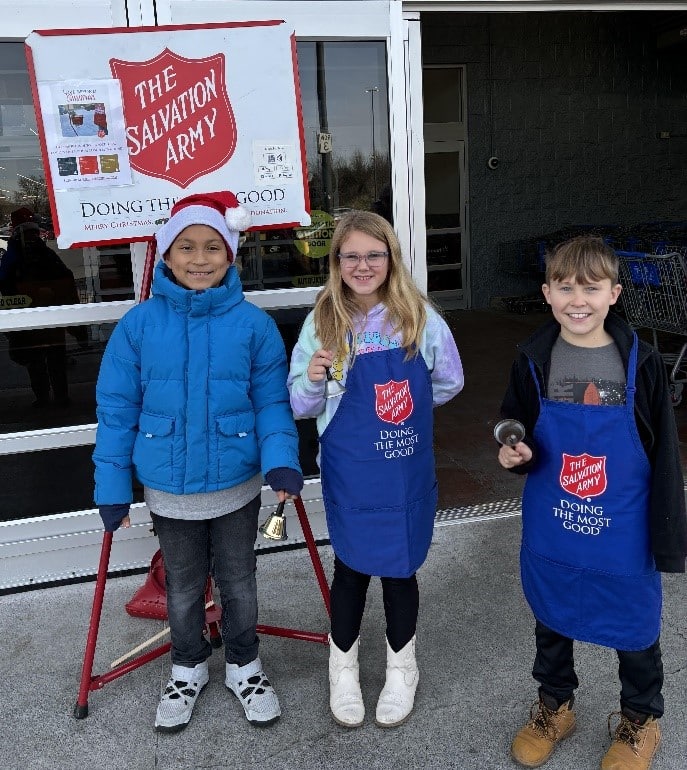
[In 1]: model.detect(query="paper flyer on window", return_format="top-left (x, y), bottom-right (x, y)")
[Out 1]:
top-left (37, 79), bottom-right (133, 191)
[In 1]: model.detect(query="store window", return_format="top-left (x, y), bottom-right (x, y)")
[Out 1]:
top-left (0, 37), bottom-right (389, 522)
top-left (1, 39), bottom-right (390, 300)
top-left (0, 44), bottom-right (135, 303)
top-left (422, 65), bottom-right (466, 299)
top-left (0, 42), bottom-right (135, 432)
top-left (238, 41), bottom-right (391, 291)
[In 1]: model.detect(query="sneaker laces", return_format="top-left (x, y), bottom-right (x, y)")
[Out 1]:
top-left (607, 712), bottom-right (643, 754)
top-left (161, 678), bottom-right (199, 705)
top-left (236, 671), bottom-right (278, 716)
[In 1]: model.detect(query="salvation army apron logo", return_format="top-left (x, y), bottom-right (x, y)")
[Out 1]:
top-left (110, 49), bottom-right (237, 188)
top-left (374, 380), bottom-right (413, 425)
top-left (559, 453), bottom-right (607, 499)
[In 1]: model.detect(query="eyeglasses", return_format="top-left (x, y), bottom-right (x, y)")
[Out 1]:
top-left (337, 251), bottom-right (389, 268)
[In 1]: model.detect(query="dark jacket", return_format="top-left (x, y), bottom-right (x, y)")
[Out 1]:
top-left (0, 230), bottom-right (87, 357)
top-left (501, 310), bottom-right (687, 573)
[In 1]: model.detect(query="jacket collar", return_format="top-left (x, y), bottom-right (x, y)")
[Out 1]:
top-left (519, 311), bottom-right (645, 372)
top-left (150, 259), bottom-right (244, 313)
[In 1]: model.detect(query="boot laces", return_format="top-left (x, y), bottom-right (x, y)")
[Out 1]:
top-left (528, 700), bottom-right (562, 739)
top-left (607, 712), bottom-right (642, 754)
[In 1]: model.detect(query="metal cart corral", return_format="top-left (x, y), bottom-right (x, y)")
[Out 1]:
top-left (617, 250), bottom-right (687, 406)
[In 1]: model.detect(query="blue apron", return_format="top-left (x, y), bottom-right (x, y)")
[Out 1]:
top-left (521, 334), bottom-right (662, 651)
top-left (320, 346), bottom-right (437, 578)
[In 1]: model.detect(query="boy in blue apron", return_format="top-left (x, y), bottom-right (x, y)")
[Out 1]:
top-left (497, 235), bottom-right (686, 770)
top-left (288, 211), bottom-right (464, 728)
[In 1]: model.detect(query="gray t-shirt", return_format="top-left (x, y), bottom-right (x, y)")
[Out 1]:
top-left (144, 473), bottom-right (263, 520)
top-left (547, 336), bottom-right (626, 405)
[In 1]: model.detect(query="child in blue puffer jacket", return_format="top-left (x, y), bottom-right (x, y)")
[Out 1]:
top-left (93, 191), bottom-right (303, 733)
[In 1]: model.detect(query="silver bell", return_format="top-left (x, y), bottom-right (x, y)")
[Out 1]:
top-left (493, 419), bottom-right (526, 446)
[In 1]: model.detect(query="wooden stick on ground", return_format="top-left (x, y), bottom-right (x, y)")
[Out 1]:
top-left (110, 600), bottom-right (215, 668)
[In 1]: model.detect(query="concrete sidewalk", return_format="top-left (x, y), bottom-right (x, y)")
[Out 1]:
top-left (2, 513), bottom-right (686, 770)
top-left (2, 308), bottom-right (685, 769)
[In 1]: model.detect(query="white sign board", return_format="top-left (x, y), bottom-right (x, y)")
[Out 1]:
top-left (25, 21), bottom-right (311, 249)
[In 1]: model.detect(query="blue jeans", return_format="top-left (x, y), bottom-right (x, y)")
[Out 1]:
top-left (151, 495), bottom-right (261, 667)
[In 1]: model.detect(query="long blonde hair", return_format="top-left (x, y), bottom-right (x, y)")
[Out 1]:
top-left (313, 211), bottom-right (428, 359)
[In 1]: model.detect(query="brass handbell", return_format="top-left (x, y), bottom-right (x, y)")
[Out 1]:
top-left (259, 500), bottom-right (288, 541)
top-left (324, 368), bottom-right (346, 399)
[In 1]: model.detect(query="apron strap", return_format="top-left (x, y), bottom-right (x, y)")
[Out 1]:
top-left (528, 358), bottom-right (542, 399)
top-left (626, 332), bottom-right (639, 408)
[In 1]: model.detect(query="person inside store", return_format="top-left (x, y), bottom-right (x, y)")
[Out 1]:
top-left (93, 102), bottom-right (108, 137)
top-left (288, 210), bottom-right (464, 729)
top-left (496, 235), bottom-right (687, 770)
top-left (92, 191), bottom-right (303, 733)
top-left (371, 183), bottom-right (392, 224)
top-left (0, 206), bottom-right (87, 408)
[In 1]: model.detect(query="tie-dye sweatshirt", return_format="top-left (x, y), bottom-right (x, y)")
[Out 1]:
top-left (287, 301), bottom-right (464, 437)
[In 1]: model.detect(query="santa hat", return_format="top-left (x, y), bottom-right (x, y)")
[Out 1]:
top-left (11, 207), bottom-right (37, 227)
top-left (10, 207), bottom-right (40, 237)
top-left (155, 191), bottom-right (252, 261)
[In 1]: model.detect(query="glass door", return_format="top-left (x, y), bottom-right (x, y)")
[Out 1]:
top-left (422, 64), bottom-right (469, 308)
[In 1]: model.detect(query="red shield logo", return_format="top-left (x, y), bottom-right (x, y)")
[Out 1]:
top-left (559, 453), bottom-right (607, 499)
top-left (374, 380), bottom-right (413, 425)
top-left (110, 49), bottom-right (237, 188)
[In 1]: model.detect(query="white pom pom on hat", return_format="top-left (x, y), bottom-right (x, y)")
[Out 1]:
top-left (155, 191), bottom-right (252, 262)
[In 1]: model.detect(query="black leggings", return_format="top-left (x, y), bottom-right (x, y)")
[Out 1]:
top-left (533, 620), bottom-right (665, 718)
top-left (330, 555), bottom-right (419, 653)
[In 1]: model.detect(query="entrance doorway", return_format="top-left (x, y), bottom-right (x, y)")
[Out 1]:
top-left (422, 64), bottom-right (469, 309)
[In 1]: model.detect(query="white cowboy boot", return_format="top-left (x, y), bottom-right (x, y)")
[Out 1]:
top-left (375, 635), bottom-right (418, 727)
top-left (328, 635), bottom-right (365, 727)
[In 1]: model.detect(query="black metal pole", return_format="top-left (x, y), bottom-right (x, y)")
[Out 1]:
top-left (316, 43), bottom-right (333, 213)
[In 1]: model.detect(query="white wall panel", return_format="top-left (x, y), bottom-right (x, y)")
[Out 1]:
top-left (0, 0), bottom-right (128, 39)
top-left (156, 0), bottom-right (391, 38)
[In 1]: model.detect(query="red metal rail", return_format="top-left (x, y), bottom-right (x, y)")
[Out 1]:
top-left (74, 496), bottom-right (330, 718)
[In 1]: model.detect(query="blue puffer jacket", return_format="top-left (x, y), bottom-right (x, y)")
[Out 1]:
top-left (93, 260), bottom-right (301, 504)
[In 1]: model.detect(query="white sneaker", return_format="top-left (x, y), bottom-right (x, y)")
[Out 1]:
top-left (375, 636), bottom-right (418, 727)
top-left (225, 658), bottom-right (281, 726)
top-left (154, 661), bottom-right (209, 733)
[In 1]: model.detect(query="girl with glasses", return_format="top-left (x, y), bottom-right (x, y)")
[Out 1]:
top-left (288, 210), bottom-right (464, 729)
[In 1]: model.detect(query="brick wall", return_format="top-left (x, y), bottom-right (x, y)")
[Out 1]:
top-left (422, 11), bottom-right (687, 307)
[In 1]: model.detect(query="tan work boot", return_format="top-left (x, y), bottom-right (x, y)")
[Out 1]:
top-left (601, 710), bottom-right (661, 770)
top-left (511, 692), bottom-right (576, 767)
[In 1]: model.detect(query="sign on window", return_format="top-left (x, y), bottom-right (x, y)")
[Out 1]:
top-left (25, 21), bottom-right (311, 249)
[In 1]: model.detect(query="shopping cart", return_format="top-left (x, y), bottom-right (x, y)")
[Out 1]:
top-left (616, 250), bottom-right (687, 406)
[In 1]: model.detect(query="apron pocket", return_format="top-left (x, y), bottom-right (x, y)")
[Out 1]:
top-left (579, 569), bottom-right (662, 651)
top-left (520, 544), bottom-right (583, 638)
top-left (325, 499), bottom-right (411, 578)
top-left (406, 481), bottom-right (438, 573)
